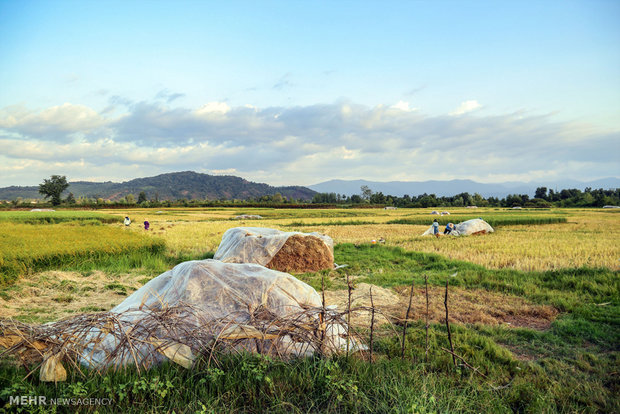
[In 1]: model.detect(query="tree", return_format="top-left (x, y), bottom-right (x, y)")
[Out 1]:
top-left (350, 194), bottom-right (362, 204)
top-left (126, 194), bottom-right (136, 204)
top-left (272, 192), bottom-right (284, 204)
top-left (360, 185), bottom-right (373, 201)
top-left (138, 191), bottom-right (147, 204)
top-left (535, 187), bottom-right (548, 200)
top-left (65, 192), bottom-right (76, 204)
top-left (39, 175), bottom-right (69, 206)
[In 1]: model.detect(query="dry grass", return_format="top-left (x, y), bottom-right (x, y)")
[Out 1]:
top-left (0, 270), bottom-right (144, 323)
top-left (325, 283), bottom-right (558, 330)
top-left (97, 208), bottom-right (619, 271)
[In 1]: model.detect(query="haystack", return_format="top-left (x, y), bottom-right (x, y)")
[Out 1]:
top-left (422, 218), bottom-right (494, 236)
top-left (214, 227), bottom-right (334, 273)
top-left (0, 260), bottom-right (359, 375)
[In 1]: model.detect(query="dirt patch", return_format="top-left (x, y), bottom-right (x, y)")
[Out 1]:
top-left (0, 270), bottom-right (144, 322)
top-left (266, 235), bottom-right (334, 273)
top-left (324, 283), bottom-right (399, 327)
top-left (325, 283), bottom-right (558, 330)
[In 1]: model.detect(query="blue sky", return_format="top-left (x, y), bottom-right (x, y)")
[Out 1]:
top-left (0, 0), bottom-right (618, 187)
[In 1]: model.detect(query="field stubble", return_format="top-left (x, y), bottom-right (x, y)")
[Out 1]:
top-left (122, 208), bottom-right (619, 272)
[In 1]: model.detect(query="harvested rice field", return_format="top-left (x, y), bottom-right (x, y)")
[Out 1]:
top-left (101, 207), bottom-right (619, 271)
top-left (0, 207), bottom-right (618, 413)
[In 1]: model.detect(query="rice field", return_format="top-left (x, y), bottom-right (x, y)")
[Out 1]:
top-left (101, 207), bottom-right (619, 272)
top-left (0, 207), bottom-right (618, 412)
top-left (0, 210), bottom-right (122, 225)
top-left (0, 222), bottom-right (165, 286)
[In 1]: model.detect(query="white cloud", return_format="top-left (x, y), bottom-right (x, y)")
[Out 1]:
top-left (210, 168), bottom-right (238, 175)
top-left (0, 100), bottom-right (617, 186)
top-left (390, 100), bottom-right (415, 112)
top-left (450, 100), bottom-right (482, 116)
top-left (195, 102), bottom-right (230, 116)
top-left (0, 103), bottom-right (105, 141)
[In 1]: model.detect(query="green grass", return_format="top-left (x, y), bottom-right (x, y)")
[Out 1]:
top-left (283, 220), bottom-right (376, 227)
top-left (0, 211), bottom-right (122, 225)
top-left (294, 244), bottom-right (618, 311)
top-left (386, 215), bottom-right (568, 226)
top-left (277, 215), bottom-right (568, 227)
top-left (1, 243), bottom-right (617, 413)
top-left (234, 209), bottom-right (381, 219)
top-left (1, 319), bottom-right (617, 413)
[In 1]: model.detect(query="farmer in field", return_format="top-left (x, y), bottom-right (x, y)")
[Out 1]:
top-left (444, 222), bottom-right (454, 235)
top-left (432, 219), bottom-right (440, 237)
top-left (124, 216), bottom-right (131, 226)
top-left (144, 219), bottom-right (150, 230)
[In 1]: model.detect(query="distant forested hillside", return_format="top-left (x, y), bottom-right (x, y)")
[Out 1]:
top-left (0, 171), bottom-right (316, 202)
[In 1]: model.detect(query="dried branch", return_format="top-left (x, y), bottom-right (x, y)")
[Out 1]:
top-left (444, 279), bottom-right (456, 367)
top-left (401, 276), bottom-right (415, 359)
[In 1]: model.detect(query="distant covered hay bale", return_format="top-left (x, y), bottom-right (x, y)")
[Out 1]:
top-left (421, 218), bottom-right (494, 236)
top-left (266, 234), bottom-right (334, 273)
top-left (214, 227), bottom-right (334, 273)
top-left (234, 214), bottom-right (263, 220)
top-left (454, 218), bottom-right (494, 235)
top-left (430, 210), bottom-right (440, 215)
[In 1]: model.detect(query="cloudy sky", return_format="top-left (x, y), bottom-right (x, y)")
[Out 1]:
top-left (1, 0), bottom-right (618, 187)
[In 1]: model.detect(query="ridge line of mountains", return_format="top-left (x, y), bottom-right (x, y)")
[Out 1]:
top-left (0, 171), bottom-right (618, 201)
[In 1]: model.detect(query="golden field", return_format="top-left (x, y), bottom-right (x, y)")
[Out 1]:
top-left (105, 207), bottom-right (619, 272)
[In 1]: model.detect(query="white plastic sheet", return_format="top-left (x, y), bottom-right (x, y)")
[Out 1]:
top-left (79, 259), bottom-right (350, 368)
top-left (213, 227), bottom-right (334, 267)
top-left (422, 218), bottom-right (494, 236)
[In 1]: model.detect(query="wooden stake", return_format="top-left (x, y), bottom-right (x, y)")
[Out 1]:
top-left (401, 277), bottom-right (415, 359)
top-left (424, 274), bottom-right (429, 363)
top-left (346, 272), bottom-right (353, 356)
top-left (369, 286), bottom-right (375, 363)
top-left (444, 278), bottom-right (456, 367)
top-left (319, 271), bottom-right (326, 356)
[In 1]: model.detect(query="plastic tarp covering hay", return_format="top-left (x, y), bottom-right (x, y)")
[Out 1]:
top-left (214, 227), bottom-right (334, 273)
top-left (422, 218), bottom-right (494, 236)
top-left (72, 260), bottom-right (354, 368)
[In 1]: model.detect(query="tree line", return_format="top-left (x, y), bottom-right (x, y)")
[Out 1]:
top-left (310, 185), bottom-right (620, 208)
top-left (4, 176), bottom-right (618, 208)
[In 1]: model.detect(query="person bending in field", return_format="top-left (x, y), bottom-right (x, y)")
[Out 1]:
top-left (124, 216), bottom-right (131, 226)
top-left (432, 219), bottom-right (440, 238)
top-left (444, 222), bottom-right (454, 235)
top-left (144, 219), bottom-right (150, 230)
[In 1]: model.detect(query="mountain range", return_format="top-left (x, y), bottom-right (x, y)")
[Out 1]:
top-left (308, 178), bottom-right (620, 198)
top-left (1, 172), bottom-right (618, 202)
top-left (0, 171), bottom-right (316, 201)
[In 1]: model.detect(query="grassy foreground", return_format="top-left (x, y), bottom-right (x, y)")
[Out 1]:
top-left (0, 208), bottom-right (618, 412)
top-left (1, 244), bottom-right (618, 413)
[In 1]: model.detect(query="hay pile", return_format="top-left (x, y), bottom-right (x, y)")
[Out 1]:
top-left (0, 305), bottom-right (363, 381)
top-left (214, 227), bottom-right (334, 273)
top-left (421, 218), bottom-right (494, 236)
top-left (266, 234), bottom-right (334, 273)
top-left (0, 259), bottom-right (364, 380)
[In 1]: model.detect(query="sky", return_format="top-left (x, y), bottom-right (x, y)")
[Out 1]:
top-left (0, 0), bottom-right (619, 187)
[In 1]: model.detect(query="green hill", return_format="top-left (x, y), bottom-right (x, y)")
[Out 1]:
top-left (0, 171), bottom-right (316, 202)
